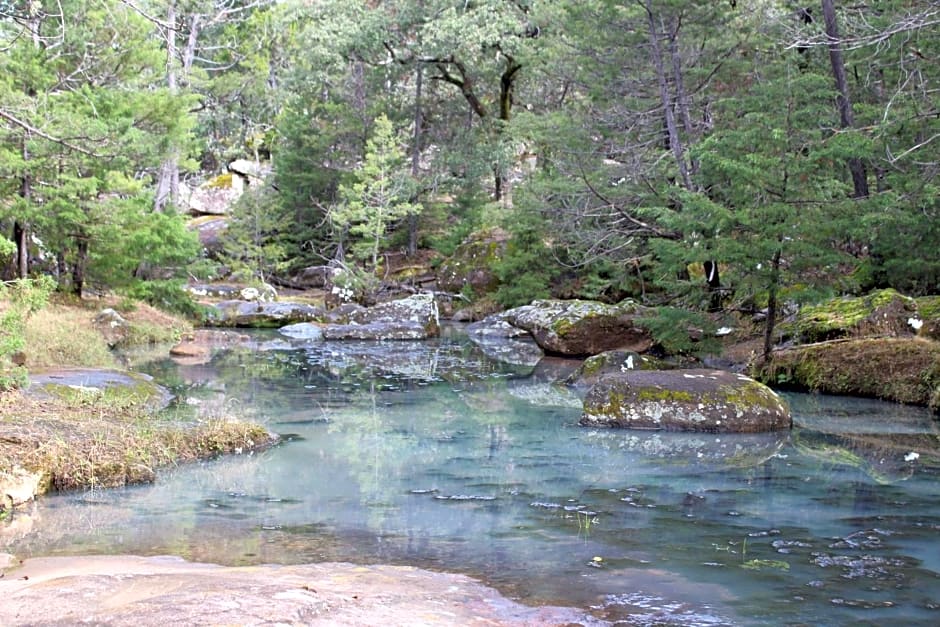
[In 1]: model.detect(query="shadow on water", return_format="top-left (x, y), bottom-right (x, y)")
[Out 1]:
top-left (5, 327), bottom-right (940, 625)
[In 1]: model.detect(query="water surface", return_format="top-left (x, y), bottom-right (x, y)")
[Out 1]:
top-left (7, 329), bottom-right (940, 625)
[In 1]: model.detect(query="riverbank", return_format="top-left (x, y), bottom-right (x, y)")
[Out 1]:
top-left (1, 296), bottom-right (273, 510)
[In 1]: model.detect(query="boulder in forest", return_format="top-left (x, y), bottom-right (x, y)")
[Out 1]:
top-left (345, 293), bottom-right (439, 337)
top-left (207, 300), bottom-right (324, 328)
top-left (761, 337), bottom-right (940, 412)
top-left (505, 298), bottom-right (653, 356)
top-left (436, 228), bottom-right (508, 295)
top-left (580, 369), bottom-right (791, 433)
top-left (791, 289), bottom-right (918, 343)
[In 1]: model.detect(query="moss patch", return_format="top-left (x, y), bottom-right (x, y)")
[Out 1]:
top-left (793, 289), bottom-right (917, 343)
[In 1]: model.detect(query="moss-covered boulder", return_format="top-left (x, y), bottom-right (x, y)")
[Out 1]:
top-left (563, 350), bottom-right (663, 388)
top-left (26, 368), bottom-right (173, 411)
top-left (761, 338), bottom-right (940, 411)
top-left (505, 299), bottom-right (653, 356)
top-left (437, 228), bottom-right (508, 295)
top-left (914, 295), bottom-right (940, 341)
top-left (792, 289), bottom-right (918, 343)
top-left (580, 369), bottom-right (791, 432)
top-left (348, 293), bottom-right (439, 337)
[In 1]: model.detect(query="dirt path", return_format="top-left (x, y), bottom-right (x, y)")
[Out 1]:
top-left (1, 555), bottom-right (605, 626)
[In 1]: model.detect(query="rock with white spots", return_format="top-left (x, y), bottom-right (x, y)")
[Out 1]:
top-left (580, 369), bottom-right (791, 433)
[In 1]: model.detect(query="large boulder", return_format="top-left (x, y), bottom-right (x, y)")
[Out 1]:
top-left (347, 293), bottom-right (439, 337)
top-left (761, 337), bottom-right (940, 412)
top-left (792, 289), bottom-right (919, 343)
top-left (189, 173), bottom-right (243, 216)
top-left (207, 300), bottom-right (324, 328)
top-left (505, 299), bottom-right (653, 357)
top-left (580, 369), bottom-right (791, 433)
top-left (437, 228), bottom-right (508, 295)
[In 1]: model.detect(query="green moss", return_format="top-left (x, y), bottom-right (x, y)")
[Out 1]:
top-left (916, 295), bottom-right (940, 321)
top-left (796, 289), bottom-right (914, 342)
top-left (636, 387), bottom-right (695, 403)
top-left (206, 172), bottom-right (234, 189)
top-left (761, 338), bottom-right (940, 410)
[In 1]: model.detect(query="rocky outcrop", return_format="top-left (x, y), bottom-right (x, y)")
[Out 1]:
top-left (563, 350), bottom-right (663, 388)
top-left (467, 314), bottom-right (531, 339)
top-left (505, 299), bottom-right (653, 357)
top-left (26, 369), bottom-right (173, 411)
top-left (580, 369), bottom-right (791, 433)
top-left (0, 555), bottom-right (597, 626)
top-left (206, 300), bottom-right (324, 328)
top-left (346, 293), bottom-right (439, 337)
top-left (762, 337), bottom-right (940, 412)
top-left (437, 228), bottom-right (508, 296)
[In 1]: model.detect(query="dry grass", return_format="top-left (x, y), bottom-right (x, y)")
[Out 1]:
top-left (0, 391), bottom-right (273, 493)
top-left (25, 304), bottom-right (118, 369)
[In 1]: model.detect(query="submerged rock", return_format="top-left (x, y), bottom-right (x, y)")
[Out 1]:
top-left (505, 299), bottom-right (653, 357)
top-left (278, 322), bottom-right (324, 341)
top-left (322, 321), bottom-right (430, 341)
top-left (581, 369), bottom-right (791, 433)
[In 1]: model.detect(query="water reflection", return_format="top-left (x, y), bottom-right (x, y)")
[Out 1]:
top-left (4, 329), bottom-right (940, 625)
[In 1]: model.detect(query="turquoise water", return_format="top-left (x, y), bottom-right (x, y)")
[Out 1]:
top-left (8, 328), bottom-right (940, 625)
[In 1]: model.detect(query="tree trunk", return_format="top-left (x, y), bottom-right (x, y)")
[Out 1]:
top-left (72, 237), bottom-right (88, 297)
top-left (645, 6), bottom-right (692, 191)
top-left (762, 249), bottom-right (782, 364)
top-left (408, 64), bottom-right (424, 256)
top-left (821, 0), bottom-right (869, 198)
top-left (15, 133), bottom-right (32, 279)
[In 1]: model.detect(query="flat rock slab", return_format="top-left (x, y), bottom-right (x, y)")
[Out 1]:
top-left (581, 369), bottom-right (791, 433)
top-left (0, 555), bottom-right (602, 626)
top-left (26, 369), bottom-right (172, 410)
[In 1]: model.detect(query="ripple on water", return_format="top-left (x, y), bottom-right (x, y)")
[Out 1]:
top-left (597, 592), bottom-right (735, 626)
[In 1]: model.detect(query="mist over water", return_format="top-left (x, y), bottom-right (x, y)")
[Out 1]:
top-left (8, 328), bottom-right (940, 625)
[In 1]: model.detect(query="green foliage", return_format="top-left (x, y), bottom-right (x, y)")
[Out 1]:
top-left (125, 280), bottom-right (206, 320)
top-left (329, 263), bottom-right (380, 306)
top-left (637, 306), bottom-right (719, 357)
top-left (493, 210), bottom-right (559, 307)
top-left (219, 183), bottom-right (292, 283)
top-left (0, 276), bottom-right (55, 390)
top-left (334, 114), bottom-right (422, 267)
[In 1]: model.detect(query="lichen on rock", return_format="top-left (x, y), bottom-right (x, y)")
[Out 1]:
top-left (580, 369), bottom-right (791, 433)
